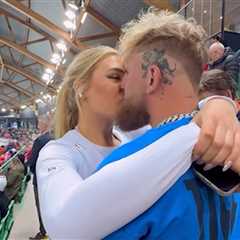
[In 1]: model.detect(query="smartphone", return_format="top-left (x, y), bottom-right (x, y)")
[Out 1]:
top-left (193, 163), bottom-right (240, 196)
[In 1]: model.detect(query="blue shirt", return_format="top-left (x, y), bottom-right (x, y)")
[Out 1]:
top-left (97, 118), bottom-right (239, 240)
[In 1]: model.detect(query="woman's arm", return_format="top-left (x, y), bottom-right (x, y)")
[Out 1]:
top-left (37, 123), bottom-right (199, 239)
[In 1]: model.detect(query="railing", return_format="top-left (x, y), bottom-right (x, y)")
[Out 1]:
top-left (0, 146), bottom-right (26, 173)
top-left (0, 145), bottom-right (28, 239)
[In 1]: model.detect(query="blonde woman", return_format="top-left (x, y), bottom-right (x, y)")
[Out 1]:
top-left (37, 46), bottom-right (240, 239)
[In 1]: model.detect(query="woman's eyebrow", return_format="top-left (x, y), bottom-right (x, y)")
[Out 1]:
top-left (108, 68), bottom-right (126, 74)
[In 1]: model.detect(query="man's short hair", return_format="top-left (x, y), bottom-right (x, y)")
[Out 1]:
top-left (199, 69), bottom-right (236, 99)
top-left (118, 9), bottom-right (207, 86)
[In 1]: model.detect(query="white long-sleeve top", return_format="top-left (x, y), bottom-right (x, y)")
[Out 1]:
top-left (37, 123), bottom-right (200, 239)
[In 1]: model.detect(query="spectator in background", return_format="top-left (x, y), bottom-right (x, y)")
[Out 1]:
top-left (37, 115), bottom-right (50, 136)
top-left (199, 69), bottom-right (240, 121)
top-left (208, 42), bottom-right (239, 85)
top-left (199, 69), bottom-right (236, 100)
top-left (0, 174), bottom-right (10, 219)
top-left (3, 132), bottom-right (11, 139)
top-left (28, 114), bottom-right (53, 240)
top-left (0, 146), bottom-right (5, 156)
top-left (5, 158), bottom-right (25, 201)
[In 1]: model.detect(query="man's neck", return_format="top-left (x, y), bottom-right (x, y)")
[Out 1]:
top-left (149, 94), bottom-right (198, 127)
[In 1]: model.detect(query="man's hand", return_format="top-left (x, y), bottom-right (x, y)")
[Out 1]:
top-left (193, 99), bottom-right (240, 173)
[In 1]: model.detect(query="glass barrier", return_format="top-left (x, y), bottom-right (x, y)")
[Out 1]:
top-left (178, 0), bottom-right (222, 36)
top-left (224, 0), bottom-right (240, 32)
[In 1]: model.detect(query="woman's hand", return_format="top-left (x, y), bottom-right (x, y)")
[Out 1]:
top-left (193, 99), bottom-right (240, 173)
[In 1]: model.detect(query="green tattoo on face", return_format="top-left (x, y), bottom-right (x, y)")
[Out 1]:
top-left (141, 48), bottom-right (176, 85)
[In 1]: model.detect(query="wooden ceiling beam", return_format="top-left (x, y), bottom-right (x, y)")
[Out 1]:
top-left (2, 0), bottom-right (87, 50)
top-left (4, 81), bottom-right (33, 97)
top-left (7, 46), bottom-right (17, 64)
top-left (86, 6), bottom-right (120, 35)
top-left (20, 37), bottom-right (48, 46)
top-left (0, 63), bottom-right (56, 93)
top-left (74, 0), bottom-right (91, 37)
top-left (4, 15), bottom-right (15, 41)
top-left (0, 96), bottom-right (19, 108)
top-left (1, 93), bottom-right (18, 103)
top-left (22, 62), bottom-right (38, 68)
top-left (0, 36), bottom-right (63, 76)
top-left (0, 7), bottom-right (57, 43)
top-left (61, 0), bottom-right (66, 10)
top-left (78, 32), bottom-right (116, 42)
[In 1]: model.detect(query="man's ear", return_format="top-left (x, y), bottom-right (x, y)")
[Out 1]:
top-left (146, 65), bottom-right (162, 94)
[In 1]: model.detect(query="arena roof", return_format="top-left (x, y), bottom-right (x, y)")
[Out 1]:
top-left (0, 0), bottom-right (181, 114)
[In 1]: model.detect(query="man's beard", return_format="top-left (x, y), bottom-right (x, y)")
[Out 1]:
top-left (116, 97), bottom-right (150, 131)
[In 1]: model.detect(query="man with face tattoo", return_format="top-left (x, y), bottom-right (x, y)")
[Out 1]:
top-left (97, 10), bottom-right (240, 240)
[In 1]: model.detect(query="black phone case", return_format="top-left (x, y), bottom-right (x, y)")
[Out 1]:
top-left (193, 163), bottom-right (240, 196)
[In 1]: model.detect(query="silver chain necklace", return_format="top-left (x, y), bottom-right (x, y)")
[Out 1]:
top-left (156, 110), bottom-right (198, 128)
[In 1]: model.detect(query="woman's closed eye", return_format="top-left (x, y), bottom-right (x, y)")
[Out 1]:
top-left (108, 74), bottom-right (122, 81)
top-left (107, 68), bottom-right (125, 82)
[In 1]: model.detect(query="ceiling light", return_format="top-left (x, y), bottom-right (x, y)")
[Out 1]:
top-left (45, 68), bottom-right (54, 74)
top-left (68, 2), bottom-right (79, 10)
top-left (20, 105), bottom-right (26, 109)
top-left (10, 109), bottom-right (14, 112)
top-left (42, 73), bottom-right (51, 82)
top-left (203, 10), bottom-right (207, 14)
top-left (35, 99), bottom-right (43, 103)
top-left (56, 41), bottom-right (67, 52)
top-left (63, 20), bottom-right (76, 30)
top-left (65, 10), bottom-right (76, 20)
top-left (51, 53), bottom-right (61, 64)
top-left (1, 108), bottom-right (6, 112)
top-left (51, 58), bottom-right (61, 64)
top-left (43, 94), bottom-right (52, 100)
top-left (52, 53), bottom-right (61, 59)
top-left (81, 12), bottom-right (87, 24)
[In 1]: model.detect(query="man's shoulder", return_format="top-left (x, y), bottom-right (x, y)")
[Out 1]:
top-left (97, 120), bottom-right (199, 170)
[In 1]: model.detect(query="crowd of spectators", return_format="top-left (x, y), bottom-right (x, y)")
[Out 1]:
top-left (0, 127), bottom-right (37, 221)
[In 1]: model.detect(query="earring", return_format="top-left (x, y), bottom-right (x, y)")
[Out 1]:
top-left (79, 93), bottom-right (83, 98)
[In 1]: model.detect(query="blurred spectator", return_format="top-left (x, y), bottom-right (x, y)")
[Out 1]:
top-left (0, 146), bottom-right (5, 156)
top-left (0, 174), bottom-right (10, 219)
top-left (29, 114), bottom-right (52, 240)
top-left (37, 115), bottom-right (50, 135)
top-left (3, 132), bottom-right (11, 139)
top-left (199, 69), bottom-right (239, 121)
top-left (208, 42), bottom-right (239, 85)
top-left (199, 69), bottom-right (236, 100)
top-left (5, 159), bottom-right (25, 200)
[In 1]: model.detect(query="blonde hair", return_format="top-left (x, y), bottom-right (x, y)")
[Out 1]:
top-left (118, 9), bottom-right (207, 85)
top-left (54, 46), bottom-right (118, 139)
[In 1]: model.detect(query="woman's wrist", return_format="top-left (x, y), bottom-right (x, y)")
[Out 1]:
top-left (198, 95), bottom-right (238, 113)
